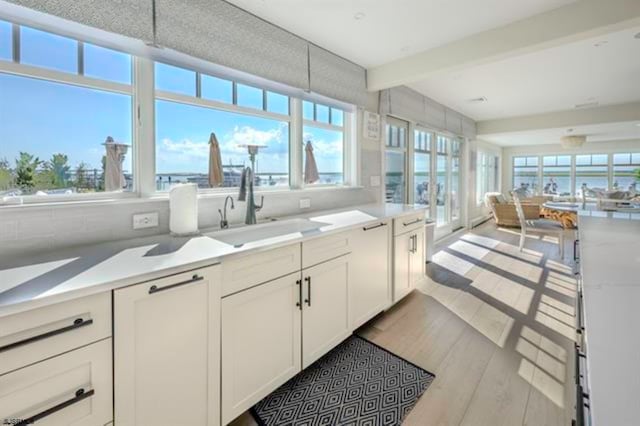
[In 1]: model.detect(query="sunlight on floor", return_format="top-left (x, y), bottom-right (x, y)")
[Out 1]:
top-left (517, 326), bottom-right (568, 408)
top-left (431, 250), bottom-right (475, 276)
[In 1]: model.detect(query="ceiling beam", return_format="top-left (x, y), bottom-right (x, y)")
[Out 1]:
top-left (367, 0), bottom-right (640, 91)
top-left (476, 102), bottom-right (640, 135)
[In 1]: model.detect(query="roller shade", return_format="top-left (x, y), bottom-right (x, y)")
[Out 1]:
top-left (308, 45), bottom-right (367, 107)
top-left (380, 86), bottom-right (474, 137)
top-left (155, 0), bottom-right (309, 90)
top-left (6, 0), bottom-right (154, 42)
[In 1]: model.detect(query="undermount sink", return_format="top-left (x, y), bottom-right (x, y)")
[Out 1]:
top-left (206, 218), bottom-right (330, 247)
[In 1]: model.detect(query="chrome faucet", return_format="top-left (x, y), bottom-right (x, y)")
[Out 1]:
top-left (218, 195), bottom-right (235, 229)
top-left (238, 145), bottom-right (265, 225)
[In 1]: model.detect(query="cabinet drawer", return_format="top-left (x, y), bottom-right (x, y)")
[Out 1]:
top-left (302, 232), bottom-right (352, 269)
top-left (0, 292), bottom-right (111, 375)
top-left (393, 212), bottom-right (425, 236)
top-left (0, 338), bottom-right (112, 426)
top-left (222, 244), bottom-right (300, 296)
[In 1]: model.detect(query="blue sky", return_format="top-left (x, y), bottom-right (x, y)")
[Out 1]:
top-left (0, 22), bottom-right (343, 176)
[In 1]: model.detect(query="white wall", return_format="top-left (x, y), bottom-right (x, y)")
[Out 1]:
top-left (501, 138), bottom-right (640, 193)
top-left (467, 139), bottom-right (503, 226)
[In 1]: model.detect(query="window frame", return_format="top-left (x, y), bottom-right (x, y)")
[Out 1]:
top-left (0, 20), bottom-right (358, 206)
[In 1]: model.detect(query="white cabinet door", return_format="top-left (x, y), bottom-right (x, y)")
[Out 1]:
top-left (410, 228), bottom-right (426, 289)
top-left (393, 232), bottom-right (412, 302)
top-left (349, 223), bottom-right (390, 330)
top-left (302, 255), bottom-right (350, 368)
top-left (0, 339), bottom-right (112, 426)
top-left (114, 265), bottom-right (221, 426)
top-left (221, 273), bottom-right (302, 425)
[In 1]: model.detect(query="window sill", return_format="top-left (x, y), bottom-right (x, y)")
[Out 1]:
top-left (0, 185), bottom-right (366, 210)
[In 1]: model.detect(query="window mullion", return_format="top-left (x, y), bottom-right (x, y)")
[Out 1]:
top-left (290, 97), bottom-right (303, 189)
top-left (133, 56), bottom-right (156, 196)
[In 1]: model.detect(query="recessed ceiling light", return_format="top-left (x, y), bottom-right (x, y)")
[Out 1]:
top-left (468, 96), bottom-right (488, 103)
top-left (593, 40), bottom-right (608, 47)
top-left (354, 12), bottom-right (365, 20)
top-left (575, 101), bottom-right (599, 109)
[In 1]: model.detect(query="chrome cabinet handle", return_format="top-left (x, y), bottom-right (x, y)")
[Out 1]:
top-left (149, 274), bottom-right (203, 294)
top-left (295, 279), bottom-right (302, 310)
top-left (363, 222), bottom-right (387, 231)
top-left (403, 218), bottom-right (422, 227)
top-left (15, 388), bottom-right (95, 426)
top-left (0, 318), bottom-right (93, 353)
top-left (304, 276), bottom-right (311, 306)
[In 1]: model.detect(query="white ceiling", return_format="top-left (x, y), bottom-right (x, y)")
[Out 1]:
top-left (481, 121), bottom-right (640, 147)
top-left (226, 0), bottom-right (576, 68)
top-left (409, 26), bottom-right (640, 121)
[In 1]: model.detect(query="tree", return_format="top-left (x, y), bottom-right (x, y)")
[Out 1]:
top-left (75, 162), bottom-right (88, 190)
top-left (15, 152), bottom-right (41, 190)
top-left (50, 153), bottom-right (70, 187)
top-left (0, 158), bottom-right (13, 191)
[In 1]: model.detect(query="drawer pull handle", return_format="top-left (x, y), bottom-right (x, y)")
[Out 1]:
top-left (16, 388), bottom-right (95, 426)
top-left (403, 218), bottom-right (422, 227)
top-left (0, 318), bottom-right (93, 353)
top-left (363, 222), bottom-right (387, 231)
top-left (149, 274), bottom-right (203, 294)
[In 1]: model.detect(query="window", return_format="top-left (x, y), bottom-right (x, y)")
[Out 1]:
top-left (385, 118), bottom-right (408, 203)
top-left (613, 153), bottom-right (640, 191)
top-left (513, 156), bottom-right (539, 193)
top-left (0, 23), bottom-right (134, 197)
top-left (0, 20), bottom-right (355, 203)
top-left (476, 152), bottom-right (498, 205)
top-left (0, 20), bottom-right (11, 61)
top-left (575, 154), bottom-right (609, 192)
top-left (302, 101), bottom-right (345, 185)
top-left (542, 155), bottom-right (571, 195)
top-left (413, 130), bottom-right (431, 209)
top-left (155, 100), bottom-right (289, 189)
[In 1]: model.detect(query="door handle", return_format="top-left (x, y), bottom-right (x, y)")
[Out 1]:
top-left (295, 279), bottom-right (302, 310)
top-left (149, 274), bottom-right (203, 294)
top-left (403, 218), bottom-right (422, 227)
top-left (304, 276), bottom-right (311, 306)
top-left (15, 388), bottom-right (95, 426)
top-left (363, 222), bottom-right (387, 231)
top-left (0, 318), bottom-right (93, 353)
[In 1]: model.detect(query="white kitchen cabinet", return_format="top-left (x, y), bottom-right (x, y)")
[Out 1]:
top-left (349, 222), bottom-right (391, 330)
top-left (114, 265), bottom-right (221, 426)
top-left (221, 273), bottom-right (302, 424)
top-left (302, 254), bottom-right (351, 368)
top-left (394, 227), bottom-right (425, 302)
top-left (0, 338), bottom-right (112, 426)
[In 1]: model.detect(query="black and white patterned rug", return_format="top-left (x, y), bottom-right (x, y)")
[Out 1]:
top-left (251, 335), bottom-right (435, 426)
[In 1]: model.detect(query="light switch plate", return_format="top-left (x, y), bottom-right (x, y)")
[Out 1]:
top-left (133, 212), bottom-right (159, 229)
top-left (299, 198), bottom-right (311, 209)
top-left (370, 176), bottom-right (381, 187)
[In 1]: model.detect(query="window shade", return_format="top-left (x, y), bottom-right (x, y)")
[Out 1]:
top-left (6, 0), bottom-right (154, 42)
top-left (308, 44), bottom-right (367, 107)
top-left (155, 0), bottom-right (309, 90)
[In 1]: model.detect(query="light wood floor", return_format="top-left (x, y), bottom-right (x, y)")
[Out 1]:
top-left (231, 222), bottom-right (577, 426)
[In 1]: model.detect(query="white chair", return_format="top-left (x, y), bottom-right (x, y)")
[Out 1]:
top-left (513, 194), bottom-right (565, 259)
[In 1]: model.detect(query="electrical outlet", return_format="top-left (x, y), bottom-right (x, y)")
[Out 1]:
top-left (299, 198), bottom-right (311, 209)
top-left (133, 212), bottom-right (159, 229)
top-left (370, 175), bottom-right (381, 187)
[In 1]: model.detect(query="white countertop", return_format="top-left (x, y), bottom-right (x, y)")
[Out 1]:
top-left (577, 211), bottom-right (640, 426)
top-left (0, 203), bottom-right (426, 317)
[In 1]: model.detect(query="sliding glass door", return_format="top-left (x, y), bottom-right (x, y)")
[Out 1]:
top-left (435, 136), bottom-right (449, 227)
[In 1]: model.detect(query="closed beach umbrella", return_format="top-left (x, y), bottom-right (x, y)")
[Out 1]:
top-left (304, 140), bottom-right (320, 184)
top-left (209, 132), bottom-right (224, 187)
top-left (104, 136), bottom-right (129, 191)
